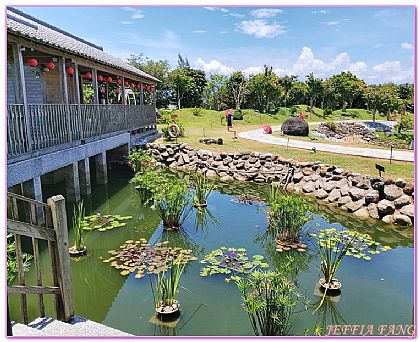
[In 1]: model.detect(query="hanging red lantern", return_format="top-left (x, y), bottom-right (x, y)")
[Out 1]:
top-left (27, 58), bottom-right (38, 67)
top-left (106, 76), bottom-right (113, 83)
top-left (124, 81), bottom-right (129, 87)
top-left (97, 75), bottom-right (103, 82)
top-left (46, 61), bottom-right (55, 70)
top-left (150, 87), bottom-right (155, 92)
top-left (135, 84), bottom-right (140, 89)
top-left (83, 72), bottom-right (92, 79)
top-left (116, 78), bottom-right (122, 84)
top-left (66, 66), bottom-right (74, 75)
top-left (130, 82), bottom-right (134, 88)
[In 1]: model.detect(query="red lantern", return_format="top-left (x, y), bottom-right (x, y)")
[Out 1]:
top-left (83, 72), bottom-right (92, 79)
top-left (46, 61), bottom-right (55, 70)
top-left (27, 58), bottom-right (38, 67)
top-left (106, 76), bottom-right (112, 83)
top-left (66, 66), bottom-right (74, 75)
top-left (124, 81), bottom-right (129, 87)
top-left (130, 82), bottom-right (134, 88)
top-left (116, 78), bottom-right (122, 84)
top-left (135, 84), bottom-right (140, 89)
top-left (97, 75), bottom-right (103, 82)
top-left (151, 87), bottom-right (155, 92)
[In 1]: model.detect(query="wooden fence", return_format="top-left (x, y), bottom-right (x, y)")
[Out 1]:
top-left (7, 192), bottom-right (74, 333)
top-left (7, 103), bottom-right (157, 158)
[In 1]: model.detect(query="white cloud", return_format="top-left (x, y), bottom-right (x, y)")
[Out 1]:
top-left (122, 7), bottom-right (144, 20)
top-left (312, 10), bottom-right (329, 15)
top-left (203, 7), bottom-right (216, 11)
top-left (226, 13), bottom-right (245, 18)
top-left (401, 42), bottom-right (413, 49)
top-left (120, 21), bottom-right (133, 25)
top-left (204, 7), bottom-right (229, 13)
top-left (374, 43), bottom-right (383, 48)
top-left (242, 66), bottom-right (264, 75)
top-left (219, 30), bottom-right (228, 34)
top-left (237, 20), bottom-right (285, 38)
top-left (322, 21), bottom-right (339, 26)
top-left (251, 8), bottom-right (283, 18)
top-left (373, 61), bottom-right (413, 83)
top-left (195, 58), bottom-right (234, 75)
top-left (193, 30), bottom-right (207, 33)
top-left (220, 8), bottom-right (229, 13)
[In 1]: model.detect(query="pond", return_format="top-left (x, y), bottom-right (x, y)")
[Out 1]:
top-left (9, 167), bottom-right (414, 336)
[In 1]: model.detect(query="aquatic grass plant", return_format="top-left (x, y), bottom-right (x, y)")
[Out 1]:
top-left (128, 149), bottom-right (155, 173)
top-left (71, 201), bottom-right (86, 252)
top-left (266, 184), bottom-right (310, 244)
top-left (193, 174), bottom-right (214, 207)
top-left (7, 234), bottom-right (32, 284)
top-left (235, 270), bottom-right (303, 336)
top-left (199, 247), bottom-right (268, 281)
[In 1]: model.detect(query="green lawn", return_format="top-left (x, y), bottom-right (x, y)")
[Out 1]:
top-left (157, 108), bottom-right (414, 181)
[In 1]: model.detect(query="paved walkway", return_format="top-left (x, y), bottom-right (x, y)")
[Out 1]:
top-left (238, 122), bottom-right (414, 162)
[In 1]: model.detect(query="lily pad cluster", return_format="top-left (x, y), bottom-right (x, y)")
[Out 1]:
top-left (83, 213), bottom-right (133, 232)
top-left (276, 240), bottom-right (307, 253)
top-left (199, 247), bottom-right (269, 280)
top-left (102, 239), bottom-right (197, 278)
top-left (310, 228), bottom-right (390, 261)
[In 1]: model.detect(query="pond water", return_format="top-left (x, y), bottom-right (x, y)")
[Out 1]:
top-left (9, 167), bottom-right (414, 336)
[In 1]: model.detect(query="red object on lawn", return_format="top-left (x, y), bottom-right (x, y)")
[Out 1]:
top-left (262, 125), bottom-right (272, 134)
top-left (299, 112), bottom-right (305, 120)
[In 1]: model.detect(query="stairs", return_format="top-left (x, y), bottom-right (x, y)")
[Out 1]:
top-left (12, 316), bottom-right (132, 336)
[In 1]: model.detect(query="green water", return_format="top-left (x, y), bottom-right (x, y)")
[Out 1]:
top-left (9, 168), bottom-right (414, 336)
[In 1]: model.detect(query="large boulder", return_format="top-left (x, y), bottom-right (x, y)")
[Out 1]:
top-left (281, 117), bottom-right (309, 136)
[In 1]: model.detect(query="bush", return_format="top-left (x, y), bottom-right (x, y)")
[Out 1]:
top-left (234, 109), bottom-right (244, 120)
top-left (128, 149), bottom-right (154, 173)
top-left (290, 106), bottom-right (299, 116)
top-left (192, 107), bottom-right (202, 116)
top-left (323, 108), bottom-right (333, 117)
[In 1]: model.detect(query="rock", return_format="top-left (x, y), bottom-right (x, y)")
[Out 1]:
top-left (403, 183), bottom-right (414, 195)
top-left (377, 199), bottom-right (395, 215)
top-left (394, 215), bottom-right (412, 226)
top-left (302, 168), bottom-right (312, 176)
top-left (280, 117), bottom-right (309, 136)
top-left (400, 204), bottom-right (414, 218)
top-left (395, 178), bottom-right (406, 188)
top-left (236, 162), bottom-right (245, 169)
top-left (293, 172), bottom-right (303, 183)
top-left (349, 188), bottom-right (365, 201)
top-left (354, 207), bottom-right (370, 219)
top-left (333, 168), bottom-right (343, 175)
top-left (327, 189), bottom-right (341, 202)
top-left (356, 179), bottom-right (370, 190)
top-left (254, 176), bottom-right (266, 183)
top-left (367, 203), bottom-right (380, 219)
top-left (382, 215), bottom-right (395, 224)
top-left (315, 189), bottom-right (328, 199)
top-left (220, 175), bottom-right (234, 182)
top-left (365, 191), bottom-right (380, 204)
top-left (344, 199), bottom-right (365, 213)
top-left (394, 195), bottom-right (411, 208)
top-left (206, 170), bottom-right (217, 178)
top-left (233, 173), bottom-right (247, 182)
top-left (181, 153), bottom-right (190, 163)
top-left (302, 182), bottom-right (315, 193)
top-left (324, 181), bottom-right (337, 192)
top-left (337, 196), bottom-right (351, 206)
top-left (383, 184), bottom-right (403, 201)
top-left (319, 166), bottom-right (328, 177)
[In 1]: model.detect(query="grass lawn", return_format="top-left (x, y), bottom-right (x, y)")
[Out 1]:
top-left (156, 108), bottom-right (414, 181)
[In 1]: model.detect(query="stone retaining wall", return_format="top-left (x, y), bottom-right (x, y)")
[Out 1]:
top-left (146, 143), bottom-right (414, 226)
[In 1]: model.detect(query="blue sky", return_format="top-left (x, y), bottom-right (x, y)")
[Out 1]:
top-left (15, 6), bottom-right (415, 84)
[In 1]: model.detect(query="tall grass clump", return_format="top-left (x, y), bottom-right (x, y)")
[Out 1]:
top-left (72, 201), bottom-right (86, 252)
top-left (193, 174), bottom-right (214, 207)
top-left (266, 184), bottom-right (310, 243)
top-left (236, 270), bottom-right (302, 336)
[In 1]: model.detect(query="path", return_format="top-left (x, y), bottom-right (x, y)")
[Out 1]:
top-left (238, 121), bottom-right (414, 162)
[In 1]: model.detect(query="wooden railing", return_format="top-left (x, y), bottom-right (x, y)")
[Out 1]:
top-left (7, 192), bottom-right (74, 329)
top-left (7, 103), bottom-right (157, 158)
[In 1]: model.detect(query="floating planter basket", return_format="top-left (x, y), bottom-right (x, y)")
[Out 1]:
top-left (155, 299), bottom-right (180, 318)
top-left (68, 245), bottom-right (87, 257)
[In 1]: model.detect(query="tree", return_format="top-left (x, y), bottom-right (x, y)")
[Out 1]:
top-left (177, 53), bottom-right (190, 68)
top-left (289, 82), bottom-right (308, 107)
top-left (228, 71), bottom-right (247, 109)
top-left (169, 68), bottom-right (193, 109)
top-left (127, 54), bottom-right (171, 108)
top-left (203, 74), bottom-right (227, 110)
top-left (364, 84), bottom-right (398, 123)
top-left (305, 73), bottom-right (323, 113)
top-left (279, 75), bottom-right (297, 108)
top-left (327, 72), bottom-right (366, 110)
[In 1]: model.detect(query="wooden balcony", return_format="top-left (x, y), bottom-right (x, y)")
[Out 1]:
top-left (7, 104), bottom-right (156, 160)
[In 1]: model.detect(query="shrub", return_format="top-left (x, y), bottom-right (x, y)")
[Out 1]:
top-left (128, 149), bottom-right (154, 173)
top-left (290, 106), bottom-right (299, 116)
top-left (323, 108), bottom-right (333, 117)
top-left (233, 109), bottom-right (244, 120)
top-left (235, 270), bottom-right (303, 336)
top-left (192, 107), bottom-right (202, 116)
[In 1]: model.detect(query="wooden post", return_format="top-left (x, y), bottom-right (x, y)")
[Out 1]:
top-left (74, 63), bottom-right (83, 140)
top-left (7, 300), bottom-right (13, 336)
top-left (12, 43), bottom-right (33, 152)
top-left (91, 68), bottom-right (99, 105)
top-left (59, 56), bottom-right (72, 143)
top-left (47, 195), bottom-right (74, 322)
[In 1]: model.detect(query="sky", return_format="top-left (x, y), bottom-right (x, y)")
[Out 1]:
top-left (14, 6), bottom-right (415, 84)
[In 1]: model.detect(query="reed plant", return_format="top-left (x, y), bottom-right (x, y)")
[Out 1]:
top-left (72, 200), bottom-right (86, 251)
top-left (193, 174), bottom-right (214, 207)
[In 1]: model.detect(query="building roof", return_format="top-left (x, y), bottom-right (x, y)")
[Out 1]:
top-left (7, 7), bottom-right (160, 83)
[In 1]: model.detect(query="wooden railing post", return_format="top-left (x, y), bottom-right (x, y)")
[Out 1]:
top-left (47, 195), bottom-right (74, 322)
top-left (59, 57), bottom-right (72, 144)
